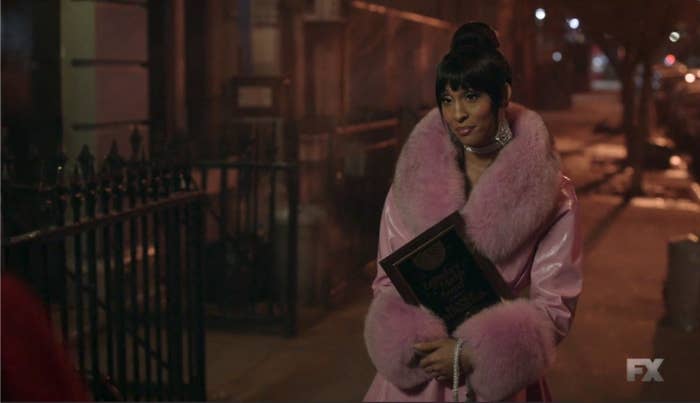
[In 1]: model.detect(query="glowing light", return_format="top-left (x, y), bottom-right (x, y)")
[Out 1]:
top-left (552, 51), bottom-right (562, 62)
top-left (664, 54), bottom-right (676, 66)
top-left (670, 155), bottom-right (682, 167)
top-left (535, 8), bottom-right (546, 21)
top-left (669, 31), bottom-right (680, 42)
top-left (592, 55), bottom-right (607, 72)
top-left (568, 18), bottom-right (580, 29)
top-left (685, 73), bottom-right (696, 83)
top-left (350, 1), bottom-right (453, 30)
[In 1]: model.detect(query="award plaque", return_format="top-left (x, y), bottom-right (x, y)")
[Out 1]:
top-left (380, 211), bottom-right (512, 331)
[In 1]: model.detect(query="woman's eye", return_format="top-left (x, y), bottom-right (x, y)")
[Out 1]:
top-left (465, 92), bottom-right (480, 101)
top-left (441, 97), bottom-right (452, 105)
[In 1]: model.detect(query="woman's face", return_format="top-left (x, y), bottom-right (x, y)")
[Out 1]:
top-left (439, 86), bottom-right (498, 149)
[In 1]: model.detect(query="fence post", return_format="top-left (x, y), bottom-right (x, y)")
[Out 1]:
top-left (137, 155), bottom-right (155, 400)
top-left (126, 157), bottom-right (142, 399)
top-left (193, 194), bottom-right (207, 400)
top-left (286, 161), bottom-right (299, 337)
top-left (149, 159), bottom-right (166, 399)
top-left (54, 151), bottom-right (70, 342)
top-left (69, 164), bottom-right (87, 375)
top-left (98, 162), bottom-right (116, 383)
top-left (79, 145), bottom-right (101, 389)
top-left (106, 141), bottom-right (128, 396)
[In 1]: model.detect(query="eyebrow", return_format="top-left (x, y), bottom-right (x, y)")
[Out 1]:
top-left (442, 87), bottom-right (477, 97)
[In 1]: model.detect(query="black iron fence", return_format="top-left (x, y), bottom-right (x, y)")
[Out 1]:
top-left (192, 160), bottom-right (299, 336)
top-left (0, 108), bottom-right (423, 398)
top-left (1, 142), bottom-right (206, 401)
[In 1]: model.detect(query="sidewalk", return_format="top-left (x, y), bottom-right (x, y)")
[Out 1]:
top-left (206, 286), bottom-right (375, 401)
top-left (206, 91), bottom-right (700, 401)
top-left (542, 92), bottom-right (700, 401)
top-left (547, 194), bottom-right (699, 401)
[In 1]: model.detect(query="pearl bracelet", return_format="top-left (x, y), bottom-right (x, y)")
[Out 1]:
top-left (453, 338), bottom-right (465, 402)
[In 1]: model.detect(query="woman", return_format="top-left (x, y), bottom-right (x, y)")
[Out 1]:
top-left (363, 22), bottom-right (582, 402)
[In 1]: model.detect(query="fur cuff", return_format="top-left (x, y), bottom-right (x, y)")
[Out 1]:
top-left (451, 299), bottom-right (556, 401)
top-left (364, 291), bottom-right (448, 389)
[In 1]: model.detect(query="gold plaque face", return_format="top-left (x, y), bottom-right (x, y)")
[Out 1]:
top-left (412, 241), bottom-right (446, 271)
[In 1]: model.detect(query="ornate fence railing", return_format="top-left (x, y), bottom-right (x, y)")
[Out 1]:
top-left (2, 140), bottom-right (206, 401)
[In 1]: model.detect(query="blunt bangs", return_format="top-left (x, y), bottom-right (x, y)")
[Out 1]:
top-left (435, 50), bottom-right (511, 110)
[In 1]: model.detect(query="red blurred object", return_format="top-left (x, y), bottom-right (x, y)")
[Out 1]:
top-left (665, 54), bottom-right (677, 66)
top-left (1, 274), bottom-right (92, 401)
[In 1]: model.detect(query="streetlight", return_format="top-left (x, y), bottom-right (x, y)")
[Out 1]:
top-left (535, 8), bottom-right (546, 21)
top-left (568, 18), bottom-right (580, 29)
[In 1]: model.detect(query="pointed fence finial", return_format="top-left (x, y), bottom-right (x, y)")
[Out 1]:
top-left (130, 125), bottom-right (143, 161)
top-left (78, 144), bottom-right (96, 181)
top-left (105, 139), bottom-right (125, 175)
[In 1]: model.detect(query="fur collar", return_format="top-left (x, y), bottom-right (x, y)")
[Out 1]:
top-left (391, 103), bottom-right (562, 263)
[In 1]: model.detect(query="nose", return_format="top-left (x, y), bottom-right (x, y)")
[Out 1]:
top-left (452, 101), bottom-right (468, 122)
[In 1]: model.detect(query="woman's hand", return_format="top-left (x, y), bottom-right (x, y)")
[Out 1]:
top-left (414, 339), bottom-right (472, 382)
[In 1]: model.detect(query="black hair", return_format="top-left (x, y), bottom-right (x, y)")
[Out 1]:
top-left (435, 22), bottom-right (512, 111)
top-left (436, 22), bottom-right (513, 178)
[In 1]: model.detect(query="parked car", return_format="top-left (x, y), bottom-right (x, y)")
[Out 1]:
top-left (653, 63), bottom-right (690, 126)
top-left (665, 74), bottom-right (700, 178)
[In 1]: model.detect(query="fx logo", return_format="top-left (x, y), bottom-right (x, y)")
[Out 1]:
top-left (626, 358), bottom-right (664, 382)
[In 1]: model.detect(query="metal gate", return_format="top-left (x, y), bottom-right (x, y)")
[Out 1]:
top-left (204, 83), bottom-right (300, 335)
top-left (194, 160), bottom-right (299, 336)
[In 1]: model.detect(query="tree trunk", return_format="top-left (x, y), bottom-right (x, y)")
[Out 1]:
top-left (620, 64), bottom-right (637, 164)
top-left (638, 54), bottom-right (653, 140)
top-left (628, 53), bottom-right (653, 197)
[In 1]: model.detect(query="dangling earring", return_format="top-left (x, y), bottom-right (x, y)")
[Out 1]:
top-left (494, 113), bottom-right (512, 147)
top-left (462, 112), bottom-right (512, 154)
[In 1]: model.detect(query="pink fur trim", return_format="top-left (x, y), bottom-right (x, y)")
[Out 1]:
top-left (463, 108), bottom-right (561, 261)
top-left (452, 299), bottom-right (556, 401)
top-left (392, 108), bottom-right (466, 235)
top-left (392, 103), bottom-right (561, 263)
top-left (364, 291), bottom-right (448, 389)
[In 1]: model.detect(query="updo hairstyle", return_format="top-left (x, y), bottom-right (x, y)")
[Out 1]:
top-left (435, 22), bottom-right (512, 112)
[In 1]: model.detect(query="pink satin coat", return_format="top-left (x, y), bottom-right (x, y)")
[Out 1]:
top-left (364, 179), bottom-right (582, 401)
top-left (362, 105), bottom-right (583, 402)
